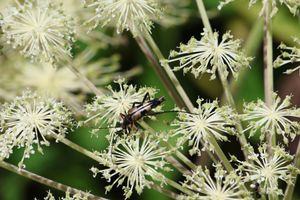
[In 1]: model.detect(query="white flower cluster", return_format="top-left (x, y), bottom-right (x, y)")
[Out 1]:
top-left (0, 0), bottom-right (75, 64)
top-left (0, 90), bottom-right (73, 168)
top-left (242, 93), bottom-right (300, 144)
top-left (91, 134), bottom-right (170, 199)
top-left (39, 190), bottom-right (88, 200)
top-left (165, 29), bottom-right (251, 80)
top-left (84, 0), bottom-right (161, 36)
top-left (173, 99), bottom-right (237, 155)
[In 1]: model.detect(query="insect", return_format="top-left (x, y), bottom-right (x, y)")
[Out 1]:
top-left (119, 92), bottom-right (165, 134)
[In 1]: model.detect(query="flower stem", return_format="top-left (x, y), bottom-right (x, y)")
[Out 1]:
top-left (283, 139), bottom-right (300, 200)
top-left (195, 0), bottom-right (212, 33)
top-left (0, 161), bottom-right (106, 200)
top-left (151, 183), bottom-right (179, 199)
top-left (134, 35), bottom-right (186, 109)
top-left (263, 0), bottom-right (275, 152)
top-left (141, 31), bottom-right (195, 111)
top-left (66, 58), bottom-right (103, 96)
top-left (218, 70), bottom-right (250, 160)
top-left (53, 135), bottom-right (105, 164)
top-left (162, 175), bottom-right (194, 196)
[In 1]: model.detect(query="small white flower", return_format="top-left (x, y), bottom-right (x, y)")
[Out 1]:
top-left (165, 29), bottom-right (251, 80)
top-left (235, 144), bottom-right (297, 196)
top-left (172, 99), bottom-right (236, 155)
top-left (242, 93), bottom-right (300, 144)
top-left (85, 79), bottom-right (156, 126)
top-left (84, 0), bottom-right (161, 36)
top-left (0, 90), bottom-right (73, 167)
top-left (182, 164), bottom-right (250, 200)
top-left (0, 0), bottom-right (75, 63)
top-left (274, 37), bottom-right (300, 74)
top-left (91, 134), bottom-right (169, 199)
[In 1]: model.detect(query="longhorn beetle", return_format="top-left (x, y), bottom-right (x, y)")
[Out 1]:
top-left (119, 92), bottom-right (165, 134)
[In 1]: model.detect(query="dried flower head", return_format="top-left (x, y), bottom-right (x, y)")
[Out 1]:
top-left (91, 134), bottom-right (169, 199)
top-left (181, 164), bottom-right (250, 200)
top-left (85, 79), bottom-right (157, 126)
top-left (0, 90), bottom-right (73, 167)
top-left (274, 37), bottom-right (300, 74)
top-left (172, 99), bottom-right (236, 155)
top-left (235, 144), bottom-right (298, 197)
top-left (242, 93), bottom-right (300, 144)
top-left (84, 0), bottom-right (161, 36)
top-left (165, 29), bottom-right (251, 80)
top-left (0, 0), bottom-right (75, 64)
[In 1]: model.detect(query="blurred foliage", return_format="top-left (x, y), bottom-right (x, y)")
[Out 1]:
top-left (1, 0), bottom-right (300, 199)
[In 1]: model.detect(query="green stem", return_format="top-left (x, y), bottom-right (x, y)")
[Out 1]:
top-left (0, 161), bottom-right (105, 200)
top-left (163, 175), bottom-right (194, 196)
top-left (66, 58), bottom-right (103, 96)
top-left (218, 69), bottom-right (249, 160)
top-left (134, 35), bottom-right (186, 109)
top-left (53, 136), bottom-right (105, 164)
top-left (195, 0), bottom-right (212, 32)
top-left (142, 31), bottom-right (194, 111)
top-left (151, 183), bottom-right (179, 199)
top-left (284, 140), bottom-right (300, 200)
top-left (263, 0), bottom-right (275, 152)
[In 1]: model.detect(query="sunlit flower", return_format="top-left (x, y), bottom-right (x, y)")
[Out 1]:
top-left (0, 90), bottom-right (73, 168)
top-left (85, 79), bottom-right (156, 126)
top-left (172, 99), bottom-right (236, 155)
top-left (0, 0), bottom-right (75, 63)
top-left (90, 134), bottom-right (169, 199)
top-left (235, 144), bottom-right (298, 197)
top-left (242, 93), bottom-right (300, 144)
top-left (84, 0), bottom-right (161, 36)
top-left (165, 29), bottom-right (251, 80)
top-left (274, 37), bottom-right (300, 74)
top-left (181, 164), bottom-right (250, 200)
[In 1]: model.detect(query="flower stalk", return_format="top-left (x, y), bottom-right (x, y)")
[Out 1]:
top-left (0, 161), bottom-right (106, 200)
top-left (263, 0), bottom-right (276, 152)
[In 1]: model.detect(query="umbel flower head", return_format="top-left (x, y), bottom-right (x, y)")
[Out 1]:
top-left (85, 79), bottom-right (157, 127)
top-left (274, 37), bottom-right (300, 74)
top-left (0, 90), bottom-right (73, 168)
top-left (234, 144), bottom-right (299, 197)
top-left (90, 134), bottom-right (170, 199)
top-left (242, 93), bottom-right (300, 144)
top-left (165, 29), bottom-right (251, 80)
top-left (181, 163), bottom-right (250, 200)
top-left (0, 0), bottom-right (75, 64)
top-left (84, 0), bottom-right (161, 36)
top-left (172, 99), bottom-right (236, 155)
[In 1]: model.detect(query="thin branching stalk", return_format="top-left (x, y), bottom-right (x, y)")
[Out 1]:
top-left (52, 136), bottom-right (105, 164)
top-left (134, 35), bottom-right (186, 109)
top-left (151, 184), bottom-right (179, 199)
top-left (65, 58), bottom-right (103, 96)
top-left (283, 140), bottom-right (300, 200)
top-left (0, 161), bottom-right (105, 200)
top-left (263, 0), bottom-right (276, 152)
top-left (141, 31), bottom-right (194, 111)
top-left (195, 0), bottom-right (212, 33)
